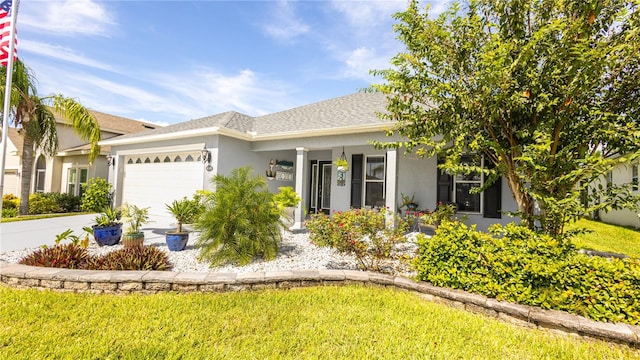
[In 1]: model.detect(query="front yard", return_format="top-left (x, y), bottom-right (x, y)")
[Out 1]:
top-left (1, 285), bottom-right (638, 359)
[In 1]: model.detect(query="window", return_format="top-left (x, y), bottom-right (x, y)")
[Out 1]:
top-left (633, 164), bottom-right (638, 191)
top-left (67, 168), bottom-right (88, 196)
top-left (454, 155), bottom-right (482, 213)
top-left (606, 171), bottom-right (613, 193)
top-left (35, 155), bottom-right (47, 193)
top-left (364, 156), bottom-right (385, 207)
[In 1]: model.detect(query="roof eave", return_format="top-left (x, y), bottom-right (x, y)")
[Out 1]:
top-left (253, 123), bottom-right (390, 141)
top-left (99, 127), bottom-right (223, 146)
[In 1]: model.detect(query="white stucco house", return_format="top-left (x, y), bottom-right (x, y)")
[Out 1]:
top-left (1, 111), bottom-right (157, 198)
top-left (598, 161), bottom-right (640, 229)
top-left (100, 92), bottom-right (518, 231)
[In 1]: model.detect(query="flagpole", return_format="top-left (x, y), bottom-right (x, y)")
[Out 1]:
top-left (0, 0), bottom-right (20, 221)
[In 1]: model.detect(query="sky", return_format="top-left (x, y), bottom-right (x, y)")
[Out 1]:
top-left (16, 0), bottom-right (450, 126)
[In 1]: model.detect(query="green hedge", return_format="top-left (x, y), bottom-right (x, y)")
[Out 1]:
top-left (28, 193), bottom-right (82, 215)
top-left (413, 221), bottom-right (640, 325)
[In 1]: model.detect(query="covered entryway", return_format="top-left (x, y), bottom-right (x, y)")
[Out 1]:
top-left (121, 152), bottom-right (204, 216)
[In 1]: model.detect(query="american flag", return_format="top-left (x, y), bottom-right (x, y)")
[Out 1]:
top-left (0, 0), bottom-right (17, 66)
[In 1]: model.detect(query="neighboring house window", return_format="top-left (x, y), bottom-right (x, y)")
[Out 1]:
top-left (68, 168), bottom-right (88, 197)
top-left (606, 171), bottom-right (613, 193)
top-left (35, 155), bottom-right (46, 193)
top-left (633, 164), bottom-right (639, 191)
top-left (454, 155), bottom-right (482, 213)
top-left (364, 155), bottom-right (385, 207)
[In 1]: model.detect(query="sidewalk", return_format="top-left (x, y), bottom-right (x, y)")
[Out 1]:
top-left (0, 214), bottom-right (176, 252)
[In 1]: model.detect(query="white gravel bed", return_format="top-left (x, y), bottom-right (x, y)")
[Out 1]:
top-left (0, 231), bottom-right (421, 276)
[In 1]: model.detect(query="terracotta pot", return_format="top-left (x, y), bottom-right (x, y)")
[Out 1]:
top-left (122, 232), bottom-right (144, 248)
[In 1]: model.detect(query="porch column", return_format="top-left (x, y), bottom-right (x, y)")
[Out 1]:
top-left (385, 149), bottom-right (398, 227)
top-left (291, 147), bottom-right (308, 232)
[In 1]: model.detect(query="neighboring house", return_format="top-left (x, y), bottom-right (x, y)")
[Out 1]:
top-left (101, 92), bottom-right (518, 231)
top-left (1, 110), bottom-right (158, 198)
top-left (598, 161), bottom-right (640, 229)
top-left (0, 127), bottom-right (23, 196)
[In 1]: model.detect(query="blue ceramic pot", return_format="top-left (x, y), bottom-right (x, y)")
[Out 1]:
top-left (92, 224), bottom-right (122, 246)
top-left (166, 232), bottom-right (189, 251)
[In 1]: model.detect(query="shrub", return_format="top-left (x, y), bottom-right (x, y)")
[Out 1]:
top-left (307, 208), bottom-right (408, 272)
top-left (412, 221), bottom-right (640, 325)
top-left (28, 193), bottom-right (62, 214)
top-left (51, 192), bottom-right (82, 212)
top-left (195, 166), bottom-right (284, 266)
top-left (86, 246), bottom-right (172, 271)
top-left (81, 178), bottom-right (112, 212)
top-left (19, 244), bottom-right (92, 269)
top-left (2, 207), bottom-right (18, 218)
top-left (2, 194), bottom-right (19, 209)
top-left (273, 186), bottom-right (301, 209)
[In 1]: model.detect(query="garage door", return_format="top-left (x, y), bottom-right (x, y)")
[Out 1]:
top-left (122, 153), bottom-right (204, 217)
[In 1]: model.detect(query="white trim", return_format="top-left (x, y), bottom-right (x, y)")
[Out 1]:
top-left (252, 124), bottom-right (389, 142)
top-left (114, 143), bottom-right (205, 156)
top-left (100, 127), bottom-right (222, 146)
top-left (99, 123), bottom-right (389, 146)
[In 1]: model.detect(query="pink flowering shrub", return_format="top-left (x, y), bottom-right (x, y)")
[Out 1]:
top-left (306, 208), bottom-right (408, 272)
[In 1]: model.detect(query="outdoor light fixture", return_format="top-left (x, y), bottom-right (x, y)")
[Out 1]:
top-left (201, 147), bottom-right (211, 164)
top-left (106, 154), bottom-right (115, 167)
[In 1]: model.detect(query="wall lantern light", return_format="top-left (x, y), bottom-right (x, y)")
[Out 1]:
top-left (106, 154), bottom-right (115, 167)
top-left (201, 147), bottom-right (211, 164)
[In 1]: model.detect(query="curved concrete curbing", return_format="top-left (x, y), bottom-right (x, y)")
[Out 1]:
top-left (1, 260), bottom-right (638, 348)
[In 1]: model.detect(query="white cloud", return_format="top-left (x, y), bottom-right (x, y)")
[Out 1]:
top-left (29, 57), bottom-right (299, 124)
top-left (330, 0), bottom-right (406, 30)
top-left (19, 40), bottom-right (116, 71)
top-left (149, 67), bottom-right (296, 117)
top-left (19, 0), bottom-right (115, 37)
top-left (340, 46), bottom-right (394, 81)
top-left (261, 0), bottom-right (310, 42)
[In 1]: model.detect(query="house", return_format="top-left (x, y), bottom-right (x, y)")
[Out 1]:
top-left (101, 92), bottom-right (518, 231)
top-left (1, 110), bottom-right (158, 198)
top-left (0, 127), bottom-right (23, 196)
top-left (598, 161), bottom-right (640, 229)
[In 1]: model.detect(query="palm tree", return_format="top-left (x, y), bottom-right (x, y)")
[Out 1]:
top-left (1, 60), bottom-right (101, 214)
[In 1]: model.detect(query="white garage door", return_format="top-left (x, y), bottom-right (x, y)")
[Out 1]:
top-left (122, 153), bottom-right (204, 217)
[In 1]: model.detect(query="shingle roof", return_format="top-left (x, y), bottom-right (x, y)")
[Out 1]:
top-left (55, 109), bottom-right (158, 135)
top-left (253, 92), bottom-right (388, 134)
top-left (103, 92), bottom-right (389, 143)
top-left (0, 127), bottom-right (23, 155)
top-left (109, 111), bottom-right (254, 141)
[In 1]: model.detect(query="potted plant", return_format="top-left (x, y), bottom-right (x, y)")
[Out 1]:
top-left (334, 157), bottom-right (349, 172)
top-left (273, 186), bottom-right (301, 226)
top-left (165, 197), bottom-right (199, 251)
top-left (120, 203), bottom-right (150, 248)
top-left (400, 193), bottom-right (419, 210)
top-left (91, 207), bottom-right (122, 246)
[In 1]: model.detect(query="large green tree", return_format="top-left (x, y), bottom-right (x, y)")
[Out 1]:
top-left (372, 0), bottom-right (640, 235)
top-left (1, 60), bottom-right (101, 214)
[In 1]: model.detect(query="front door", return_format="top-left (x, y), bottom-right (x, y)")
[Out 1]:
top-left (309, 160), bottom-right (332, 214)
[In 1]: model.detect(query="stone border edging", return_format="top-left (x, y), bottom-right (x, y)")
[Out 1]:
top-left (1, 260), bottom-right (638, 348)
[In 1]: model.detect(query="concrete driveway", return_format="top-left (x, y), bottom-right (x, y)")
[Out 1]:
top-left (0, 214), bottom-right (177, 252)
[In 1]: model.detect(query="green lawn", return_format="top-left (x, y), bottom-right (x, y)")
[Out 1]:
top-left (1, 285), bottom-right (637, 359)
top-left (567, 218), bottom-right (640, 257)
top-left (0, 212), bottom-right (91, 223)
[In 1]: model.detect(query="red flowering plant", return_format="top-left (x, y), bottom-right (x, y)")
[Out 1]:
top-left (306, 208), bottom-right (408, 272)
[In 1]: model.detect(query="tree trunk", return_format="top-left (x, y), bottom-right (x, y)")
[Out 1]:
top-left (19, 136), bottom-right (35, 215)
top-left (504, 171), bottom-right (535, 230)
